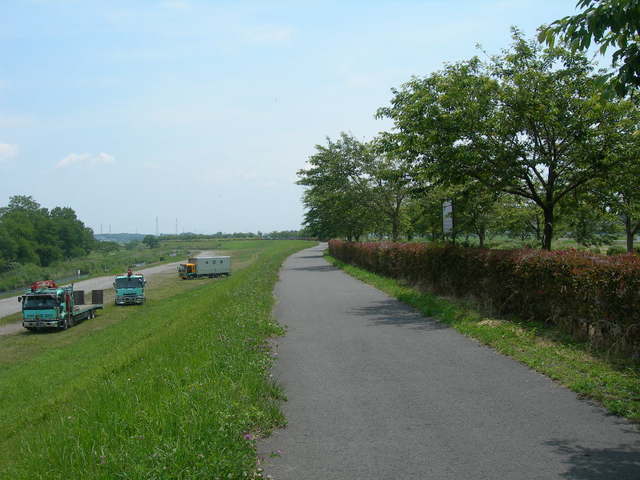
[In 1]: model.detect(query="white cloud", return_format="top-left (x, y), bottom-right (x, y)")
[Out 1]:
top-left (56, 152), bottom-right (115, 168)
top-left (0, 143), bottom-right (18, 161)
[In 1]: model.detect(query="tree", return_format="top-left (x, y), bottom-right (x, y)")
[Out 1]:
top-left (142, 235), bottom-right (160, 248)
top-left (377, 31), bottom-right (635, 249)
top-left (360, 138), bottom-right (415, 241)
top-left (559, 193), bottom-right (620, 247)
top-left (590, 127), bottom-right (640, 251)
top-left (297, 133), bottom-right (376, 241)
top-left (450, 182), bottom-right (500, 247)
top-left (492, 196), bottom-right (544, 243)
top-left (539, 0), bottom-right (640, 96)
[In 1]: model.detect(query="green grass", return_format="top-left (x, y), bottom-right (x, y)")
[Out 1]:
top-left (0, 242), bottom-right (196, 296)
top-left (0, 240), bottom-right (313, 479)
top-left (326, 253), bottom-right (640, 423)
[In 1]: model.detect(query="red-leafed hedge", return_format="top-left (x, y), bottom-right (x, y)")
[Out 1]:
top-left (329, 239), bottom-right (640, 357)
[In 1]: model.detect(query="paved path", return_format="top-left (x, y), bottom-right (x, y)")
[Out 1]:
top-left (258, 244), bottom-right (640, 479)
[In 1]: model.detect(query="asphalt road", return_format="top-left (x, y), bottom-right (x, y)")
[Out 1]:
top-left (258, 243), bottom-right (640, 479)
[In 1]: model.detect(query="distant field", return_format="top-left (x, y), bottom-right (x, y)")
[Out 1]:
top-left (0, 237), bottom-right (265, 298)
top-left (0, 243), bottom-right (189, 295)
top-left (0, 239), bottom-right (314, 479)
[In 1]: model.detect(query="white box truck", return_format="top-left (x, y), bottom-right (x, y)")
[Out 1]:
top-left (178, 256), bottom-right (231, 279)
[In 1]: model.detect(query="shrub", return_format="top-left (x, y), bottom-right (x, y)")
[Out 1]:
top-left (329, 240), bottom-right (640, 357)
top-left (607, 246), bottom-right (627, 255)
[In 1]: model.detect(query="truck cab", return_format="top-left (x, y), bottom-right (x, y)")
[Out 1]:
top-left (20, 280), bottom-right (102, 331)
top-left (177, 263), bottom-right (196, 279)
top-left (114, 269), bottom-right (146, 305)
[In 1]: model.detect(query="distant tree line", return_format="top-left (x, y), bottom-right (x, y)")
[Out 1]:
top-left (0, 196), bottom-right (95, 271)
top-left (298, 26), bottom-right (640, 251)
top-left (158, 230), bottom-right (312, 241)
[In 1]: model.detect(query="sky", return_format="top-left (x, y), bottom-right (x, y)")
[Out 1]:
top-left (0, 0), bottom-right (582, 235)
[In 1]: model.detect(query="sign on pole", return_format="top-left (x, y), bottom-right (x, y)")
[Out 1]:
top-left (443, 200), bottom-right (453, 235)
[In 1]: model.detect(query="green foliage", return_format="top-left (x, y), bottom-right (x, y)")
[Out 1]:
top-left (377, 31), bottom-right (636, 249)
top-left (607, 245), bottom-right (628, 255)
top-left (0, 196), bottom-right (94, 268)
top-left (0, 240), bottom-right (312, 478)
top-left (330, 239), bottom-right (640, 357)
top-left (142, 234), bottom-right (160, 248)
top-left (539, 0), bottom-right (640, 96)
top-left (297, 133), bottom-right (377, 241)
top-left (0, 241), bottom-right (188, 293)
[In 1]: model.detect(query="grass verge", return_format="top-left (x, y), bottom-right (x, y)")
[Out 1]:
top-left (0, 240), bottom-right (313, 479)
top-left (326, 253), bottom-right (640, 423)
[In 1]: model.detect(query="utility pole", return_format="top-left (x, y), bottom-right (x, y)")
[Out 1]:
top-left (175, 218), bottom-right (178, 236)
top-left (155, 216), bottom-right (159, 236)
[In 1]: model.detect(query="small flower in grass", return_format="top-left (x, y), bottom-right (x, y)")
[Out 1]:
top-left (244, 433), bottom-right (255, 441)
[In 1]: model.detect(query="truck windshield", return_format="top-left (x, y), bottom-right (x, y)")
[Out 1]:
top-left (23, 296), bottom-right (57, 309)
top-left (115, 278), bottom-right (144, 289)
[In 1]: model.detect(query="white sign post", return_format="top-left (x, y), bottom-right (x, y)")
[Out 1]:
top-left (443, 200), bottom-right (453, 239)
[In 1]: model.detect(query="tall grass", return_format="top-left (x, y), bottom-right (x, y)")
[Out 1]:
top-left (0, 240), bottom-right (313, 479)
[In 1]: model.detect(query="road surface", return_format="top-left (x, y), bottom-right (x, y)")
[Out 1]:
top-left (258, 243), bottom-right (640, 479)
top-left (0, 253), bottom-right (213, 336)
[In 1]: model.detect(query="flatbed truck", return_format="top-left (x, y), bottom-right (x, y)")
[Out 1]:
top-left (19, 280), bottom-right (103, 331)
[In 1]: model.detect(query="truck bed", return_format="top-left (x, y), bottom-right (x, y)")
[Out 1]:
top-left (73, 304), bottom-right (103, 315)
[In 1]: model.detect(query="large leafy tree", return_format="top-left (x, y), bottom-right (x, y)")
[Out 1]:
top-left (539, 0), bottom-right (640, 96)
top-left (0, 195), bottom-right (95, 267)
top-left (360, 138), bottom-right (415, 241)
top-left (297, 133), bottom-right (375, 241)
top-left (378, 31), bottom-right (635, 249)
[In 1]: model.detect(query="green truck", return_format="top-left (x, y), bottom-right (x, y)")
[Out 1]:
top-left (19, 280), bottom-right (103, 331)
top-left (114, 269), bottom-right (146, 305)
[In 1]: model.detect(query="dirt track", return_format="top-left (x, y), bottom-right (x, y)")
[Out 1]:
top-left (0, 252), bottom-right (214, 336)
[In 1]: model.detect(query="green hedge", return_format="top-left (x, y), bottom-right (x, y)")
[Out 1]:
top-left (329, 240), bottom-right (640, 357)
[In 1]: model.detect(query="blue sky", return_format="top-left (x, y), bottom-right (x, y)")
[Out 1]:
top-left (0, 0), bottom-right (580, 234)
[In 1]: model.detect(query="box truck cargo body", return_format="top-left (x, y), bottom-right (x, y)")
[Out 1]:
top-left (178, 256), bottom-right (231, 279)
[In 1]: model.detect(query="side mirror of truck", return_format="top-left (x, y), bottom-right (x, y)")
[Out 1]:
top-left (17, 296), bottom-right (22, 303)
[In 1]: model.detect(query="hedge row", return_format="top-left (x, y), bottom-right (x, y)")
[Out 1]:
top-left (329, 240), bottom-right (640, 358)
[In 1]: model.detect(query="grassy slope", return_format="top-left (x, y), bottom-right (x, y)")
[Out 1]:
top-left (326, 254), bottom-right (640, 424)
top-left (0, 242), bottom-right (194, 298)
top-left (0, 240), bottom-right (313, 479)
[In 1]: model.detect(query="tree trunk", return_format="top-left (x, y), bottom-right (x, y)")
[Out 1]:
top-left (624, 215), bottom-right (639, 253)
top-left (391, 217), bottom-right (399, 242)
top-left (478, 229), bottom-right (485, 248)
top-left (542, 206), bottom-right (554, 250)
